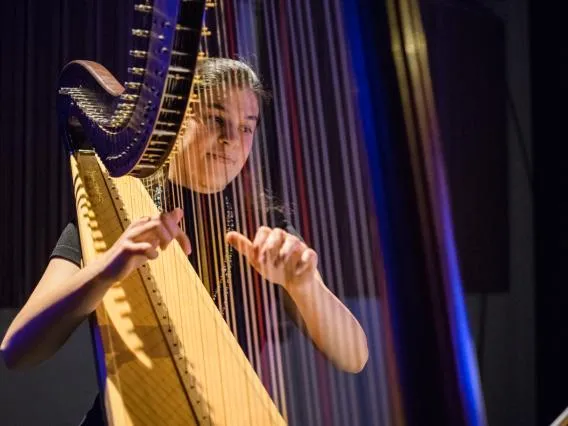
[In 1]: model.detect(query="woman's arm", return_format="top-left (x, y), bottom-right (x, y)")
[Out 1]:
top-left (1, 257), bottom-right (108, 369)
top-left (227, 227), bottom-right (369, 373)
top-left (283, 270), bottom-right (369, 373)
top-left (1, 210), bottom-right (191, 370)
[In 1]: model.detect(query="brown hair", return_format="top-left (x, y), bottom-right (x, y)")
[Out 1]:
top-left (193, 57), bottom-right (270, 105)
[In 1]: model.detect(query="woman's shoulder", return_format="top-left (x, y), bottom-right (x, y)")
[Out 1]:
top-left (50, 221), bottom-right (82, 267)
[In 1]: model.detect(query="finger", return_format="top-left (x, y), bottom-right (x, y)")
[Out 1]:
top-left (160, 210), bottom-right (180, 237)
top-left (275, 236), bottom-right (302, 267)
top-left (260, 228), bottom-right (286, 263)
top-left (283, 245), bottom-right (304, 277)
top-left (226, 231), bottom-right (254, 261)
top-left (163, 208), bottom-right (184, 225)
top-left (296, 248), bottom-right (318, 276)
top-left (148, 237), bottom-right (160, 250)
top-left (126, 241), bottom-right (153, 252)
top-left (128, 208), bottom-right (182, 240)
top-left (145, 247), bottom-right (160, 260)
top-left (161, 209), bottom-right (191, 255)
top-left (252, 226), bottom-right (272, 259)
top-left (125, 241), bottom-right (160, 260)
top-left (132, 216), bottom-right (174, 251)
top-left (128, 217), bottom-right (163, 238)
top-left (130, 216), bottom-right (152, 228)
top-left (176, 233), bottom-right (192, 256)
top-left (151, 221), bottom-right (174, 251)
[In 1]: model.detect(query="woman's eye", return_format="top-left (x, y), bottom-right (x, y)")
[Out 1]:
top-left (240, 125), bottom-right (253, 134)
top-left (207, 116), bottom-right (225, 127)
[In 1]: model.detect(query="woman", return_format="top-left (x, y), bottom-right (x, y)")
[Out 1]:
top-left (0, 58), bottom-right (369, 419)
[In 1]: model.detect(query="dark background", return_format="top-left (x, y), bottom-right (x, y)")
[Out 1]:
top-left (0, 0), bottom-right (563, 425)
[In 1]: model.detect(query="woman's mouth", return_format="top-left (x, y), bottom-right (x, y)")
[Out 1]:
top-left (207, 153), bottom-right (234, 164)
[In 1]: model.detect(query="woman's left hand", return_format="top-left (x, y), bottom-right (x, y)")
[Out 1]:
top-left (226, 227), bottom-right (318, 288)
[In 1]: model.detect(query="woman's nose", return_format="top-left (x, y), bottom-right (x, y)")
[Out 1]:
top-left (218, 125), bottom-right (239, 145)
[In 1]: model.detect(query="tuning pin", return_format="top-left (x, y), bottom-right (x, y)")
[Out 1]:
top-left (134, 4), bottom-right (152, 13)
top-left (129, 50), bottom-right (148, 59)
top-left (128, 67), bottom-right (145, 76)
top-left (175, 24), bottom-right (191, 32)
top-left (132, 29), bottom-right (150, 38)
top-left (171, 50), bottom-right (188, 57)
top-left (124, 81), bottom-right (142, 90)
top-left (167, 73), bottom-right (188, 81)
top-left (120, 93), bottom-right (139, 102)
top-left (157, 121), bottom-right (178, 127)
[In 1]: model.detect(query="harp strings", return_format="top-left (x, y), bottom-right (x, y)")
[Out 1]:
top-left (115, 0), bottom-right (384, 423)
top-left (234, 0), bottom-right (291, 417)
top-left (288, 1), bottom-right (350, 424)
top-left (323, 0), bottom-right (386, 421)
top-left (217, 1), bottom-right (273, 418)
top-left (269, 1), bottom-right (331, 424)
top-left (260, 0), bottom-right (388, 423)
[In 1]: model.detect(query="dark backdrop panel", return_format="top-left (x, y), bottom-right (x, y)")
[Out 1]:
top-left (421, 0), bottom-right (509, 293)
top-left (532, 1), bottom-right (568, 423)
top-left (0, 0), bottom-right (132, 307)
top-left (0, 309), bottom-right (98, 425)
top-left (0, 0), bottom-right (509, 304)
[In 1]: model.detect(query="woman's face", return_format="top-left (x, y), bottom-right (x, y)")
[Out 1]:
top-left (170, 87), bottom-right (259, 193)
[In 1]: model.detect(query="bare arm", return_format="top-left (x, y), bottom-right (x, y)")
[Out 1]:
top-left (283, 271), bottom-right (368, 373)
top-left (0, 210), bottom-right (191, 370)
top-left (1, 257), bottom-right (110, 369)
top-left (227, 227), bottom-right (369, 374)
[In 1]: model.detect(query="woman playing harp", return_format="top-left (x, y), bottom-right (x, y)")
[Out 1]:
top-left (0, 58), bottom-right (369, 422)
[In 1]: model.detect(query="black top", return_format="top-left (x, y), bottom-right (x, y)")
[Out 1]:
top-left (51, 221), bottom-right (82, 267)
top-left (50, 185), bottom-right (298, 425)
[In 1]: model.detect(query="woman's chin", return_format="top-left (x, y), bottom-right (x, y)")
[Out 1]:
top-left (190, 179), bottom-right (228, 194)
top-left (169, 171), bottom-right (234, 194)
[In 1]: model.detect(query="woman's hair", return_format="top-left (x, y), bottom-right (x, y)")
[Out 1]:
top-left (193, 57), bottom-right (270, 105)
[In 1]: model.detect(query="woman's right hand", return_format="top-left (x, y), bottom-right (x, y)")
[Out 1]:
top-left (95, 208), bottom-right (192, 284)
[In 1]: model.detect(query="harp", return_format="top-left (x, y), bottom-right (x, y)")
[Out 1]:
top-left (56, 0), bottom-right (487, 425)
top-left (58, 2), bottom-right (283, 425)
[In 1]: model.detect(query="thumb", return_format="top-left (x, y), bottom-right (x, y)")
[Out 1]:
top-left (226, 231), bottom-right (254, 260)
top-left (171, 207), bottom-right (184, 223)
